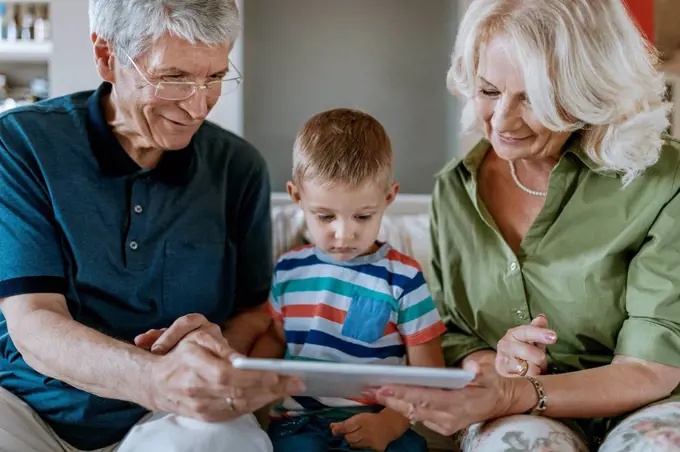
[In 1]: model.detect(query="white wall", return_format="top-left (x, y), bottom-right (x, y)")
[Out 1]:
top-left (49, 0), bottom-right (100, 97)
top-left (243, 0), bottom-right (460, 194)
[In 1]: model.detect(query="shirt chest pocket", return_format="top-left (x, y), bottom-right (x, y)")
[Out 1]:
top-left (341, 294), bottom-right (395, 343)
top-left (162, 240), bottom-right (232, 319)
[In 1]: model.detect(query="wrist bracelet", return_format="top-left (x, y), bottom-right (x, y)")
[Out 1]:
top-left (524, 375), bottom-right (547, 415)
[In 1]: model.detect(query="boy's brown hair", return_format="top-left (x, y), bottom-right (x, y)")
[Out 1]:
top-left (292, 108), bottom-right (393, 188)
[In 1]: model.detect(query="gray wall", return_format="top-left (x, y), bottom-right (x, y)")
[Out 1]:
top-left (243, 0), bottom-right (460, 194)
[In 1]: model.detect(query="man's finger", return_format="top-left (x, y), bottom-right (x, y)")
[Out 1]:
top-left (134, 329), bottom-right (165, 350)
top-left (510, 325), bottom-right (556, 345)
top-left (151, 315), bottom-right (209, 353)
top-left (186, 330), bottom-right (232, 359)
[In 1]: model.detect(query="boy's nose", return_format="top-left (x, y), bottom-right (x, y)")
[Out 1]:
top-left (334, 224), bottom-right (355, 240)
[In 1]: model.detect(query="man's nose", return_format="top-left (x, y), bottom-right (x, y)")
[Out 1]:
top-left (181, 89), bottom-right (209, 120)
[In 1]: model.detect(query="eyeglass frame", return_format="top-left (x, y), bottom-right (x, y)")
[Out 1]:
top-left (124, 51), bottom-right (243, 101)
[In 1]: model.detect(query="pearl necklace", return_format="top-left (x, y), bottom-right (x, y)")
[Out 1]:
top-left (509, 161), bottom-right (547, 197)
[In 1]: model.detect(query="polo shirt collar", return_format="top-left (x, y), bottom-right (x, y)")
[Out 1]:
top-left (86, 82), bottom-right (194, 185)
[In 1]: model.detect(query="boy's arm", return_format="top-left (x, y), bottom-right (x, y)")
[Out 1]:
top-left (250, 321), bottom-right (287, 358)
top-left (406, 336), bottom-right (446, 368)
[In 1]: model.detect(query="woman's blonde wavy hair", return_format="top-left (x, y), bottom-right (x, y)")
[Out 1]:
top-left (449, 0), bottom-right (670, 185)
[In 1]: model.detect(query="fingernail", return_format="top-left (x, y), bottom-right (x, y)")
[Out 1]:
top-left (150, 345), bottom-right (165, 354)
top-left (537, 313), bottom-right (546, 319)
top-left (379, 388), bottom-right (394, 396)
top-left (545, 332), bottom-right (557, 342)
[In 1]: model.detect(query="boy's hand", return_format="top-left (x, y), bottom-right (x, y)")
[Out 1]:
top-left (330, 408), bottom-right (410, 451)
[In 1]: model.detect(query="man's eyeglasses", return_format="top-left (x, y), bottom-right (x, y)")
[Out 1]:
top-left (125, 52), bottom-right (243, 101)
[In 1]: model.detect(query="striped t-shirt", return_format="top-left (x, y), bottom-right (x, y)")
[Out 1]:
top-left (268, 242), bottom-right (446, 417)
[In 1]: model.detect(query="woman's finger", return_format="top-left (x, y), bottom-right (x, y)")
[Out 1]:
top-left (529, 314), bottom-right (548, 329)
top-left (376, 385), bottom-right (461, 414)
top-left (423, 419), bottom-right (459, 437)
top-left (500, 355), bottom-right (542, 377)
top-left (497, 337), bottom-right (547, 368)
top-left (378, 391), bottom-right (462, 433)
top-left (509, 324), bottom-right (556, 345)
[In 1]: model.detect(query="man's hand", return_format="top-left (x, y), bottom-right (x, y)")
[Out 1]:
top-left (330, 408), bottom-right (410, 451)
top-left (136, 314), bottom-right (305, 422)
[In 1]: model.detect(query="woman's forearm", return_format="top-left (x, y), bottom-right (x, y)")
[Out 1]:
top-left (511, 360), bottom-right (679, 419)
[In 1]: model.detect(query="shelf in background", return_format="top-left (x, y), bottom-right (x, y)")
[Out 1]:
top-left (0, 41), bottom-right (52, 62)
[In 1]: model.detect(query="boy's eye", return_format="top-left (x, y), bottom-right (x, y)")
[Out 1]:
top-left (355, 215), bottom-right (373, 221)
top-left (317, 214), bottom-right (334, 222)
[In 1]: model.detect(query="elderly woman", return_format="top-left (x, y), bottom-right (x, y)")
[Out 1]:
top-left (373, 0), bottom-right (680, 451)
top-left (0, 0), bottom-right (301, 451)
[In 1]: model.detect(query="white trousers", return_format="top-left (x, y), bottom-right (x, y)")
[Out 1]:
top-left (0, 387), bottom-right (273, 452)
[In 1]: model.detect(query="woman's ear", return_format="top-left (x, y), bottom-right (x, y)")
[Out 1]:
top-left (92, 32), bottom-right (116, 83)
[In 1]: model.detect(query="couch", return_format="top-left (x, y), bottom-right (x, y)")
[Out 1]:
top-left (269, 192), bottom-right (458, 452)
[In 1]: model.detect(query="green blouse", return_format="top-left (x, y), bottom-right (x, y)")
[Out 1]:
top-left (430, 137), bottom-right (680, 379)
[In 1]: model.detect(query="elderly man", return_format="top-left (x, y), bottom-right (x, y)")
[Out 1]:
top-left (0, 1), bottom-right (299, 451)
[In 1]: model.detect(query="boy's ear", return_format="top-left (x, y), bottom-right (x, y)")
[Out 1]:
top-left (287, 181), bottom-right (302, 204)
top-left (385, 183), bottom-right (400, 205)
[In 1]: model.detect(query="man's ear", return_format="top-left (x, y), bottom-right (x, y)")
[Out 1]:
top-left (92, 32), bottom-right (116, 83)
top-left (385, 183), bottom-right (400, 205)
top-left (287, 181), bottom-right (302, 204)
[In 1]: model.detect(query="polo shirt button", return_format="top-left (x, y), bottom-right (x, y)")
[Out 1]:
top-left (129, 241), bottom-right (139, 250)
top-left (515, 309), bottom-right (527, 319)
top-left (134, 205), bottom-right (143, 214)
top-left (509, 262), bottom-right (519, 272)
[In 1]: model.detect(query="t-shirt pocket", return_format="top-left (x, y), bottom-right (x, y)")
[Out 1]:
top-left (341, 294), bottom-right (394, 343)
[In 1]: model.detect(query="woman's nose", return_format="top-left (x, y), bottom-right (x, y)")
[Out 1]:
top-left (491, 96), bottom-right (523, 133)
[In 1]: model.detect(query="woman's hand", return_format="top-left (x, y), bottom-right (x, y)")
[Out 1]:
top-left (495, 314), bottom-right (556, 377)
top-left (372, 361), bottom-right (535, 437)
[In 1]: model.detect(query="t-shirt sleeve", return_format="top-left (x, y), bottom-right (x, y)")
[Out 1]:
top-left (0, 118), bottom-right (67, 297)
top-left (615, 172), bottom-right (680, 366)
top-left (232, 145), bottom-right (274, 310)
top-left (397, 270), bottom-right (447, 347)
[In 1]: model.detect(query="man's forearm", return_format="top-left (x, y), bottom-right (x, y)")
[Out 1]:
top-left (10, 305), bottom-right (156, 408)
top-left (510, 361), bottom-right (679, 419)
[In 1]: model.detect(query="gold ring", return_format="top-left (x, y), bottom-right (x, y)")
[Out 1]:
top-left (516, 359), bottom-right (529, 376)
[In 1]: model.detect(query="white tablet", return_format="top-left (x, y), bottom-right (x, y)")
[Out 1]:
top-left (231, 357), bottom-right (475, 399)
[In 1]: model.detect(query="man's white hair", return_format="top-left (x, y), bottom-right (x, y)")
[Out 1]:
top-left (89, 0), bottom-right (240, 64)
top-left (449, 0), bottom-right (670, 185)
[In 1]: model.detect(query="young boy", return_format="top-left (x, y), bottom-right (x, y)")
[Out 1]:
top-left (257, 108), bottom-right (447, 452)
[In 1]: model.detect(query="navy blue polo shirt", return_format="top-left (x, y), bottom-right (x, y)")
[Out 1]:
top-left (0, 83), bottom-right (273, 450)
